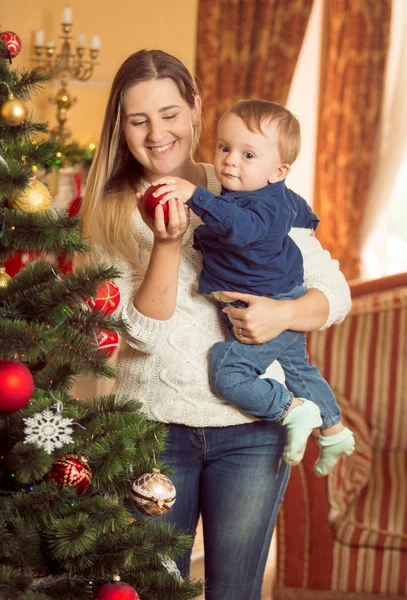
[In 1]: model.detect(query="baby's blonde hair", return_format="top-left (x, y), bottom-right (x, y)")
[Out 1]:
top-left (222, 99), bottom-right (301, 165)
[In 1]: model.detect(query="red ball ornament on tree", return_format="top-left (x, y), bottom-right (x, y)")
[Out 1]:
top-left (94, 582), bottom-right (140, 600)
top-left (0, 31), bottom-right (22, 59)
top-left (48, 454), bottom-right (91, 494)
top-left (142, 184), bottom-right (169, 223)
top-left (4, 250), bottom-right (45, 277)
top-left (0, 360), bottom-right (34, 413)
top-left (96, 328), bottom-right (120, 357)
top-left (85, 281), bottom-right (121, 315)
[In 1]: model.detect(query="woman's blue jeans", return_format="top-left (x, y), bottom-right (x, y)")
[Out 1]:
top-left (142, 421), bottom-right (290, 599)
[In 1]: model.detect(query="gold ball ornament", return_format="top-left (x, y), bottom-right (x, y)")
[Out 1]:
top-left (0, 91), bottom-right (27, 126)
top-left (0, 267), bottom-right (12, 288)
top-left (131, 468), bottom-right (176, 516)
top-left (9, 178), bottom-right (51, 213)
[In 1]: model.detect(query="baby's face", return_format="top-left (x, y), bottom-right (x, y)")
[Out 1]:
top-left (214, 113), bottom-right (283, 192)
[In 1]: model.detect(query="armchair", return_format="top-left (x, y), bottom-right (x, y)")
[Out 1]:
top-left (274, 272), bottom-right (407, 600)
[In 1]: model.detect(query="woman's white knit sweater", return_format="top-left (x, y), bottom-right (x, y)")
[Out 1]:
top-left (103, 164), bottom-right (351, 427)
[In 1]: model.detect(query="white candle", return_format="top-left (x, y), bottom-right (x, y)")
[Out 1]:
top-left (35, 29), bottom-right (44, 47)
top-left (46, 40), bottom-right (55, 48)
top-left (77, 33), bottom-right (86, 48)
top-left (63, 7), bottom-right (72, 24)
top-left (90, 35), bottom-right (101, 51)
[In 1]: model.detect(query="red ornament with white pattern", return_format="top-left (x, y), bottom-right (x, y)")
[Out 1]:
top-left (94, 582), bottom-right (140, 600)
top-left (0, 31), bottom-right (22, 59)
top-left (0, 360), bottom-right (34, 413)
top-left (85, 281), bottom-right (121, 315)
top-left (96, 327), bottom-right (120, 357)
top-left (48, 454), bottom-right (91, 494)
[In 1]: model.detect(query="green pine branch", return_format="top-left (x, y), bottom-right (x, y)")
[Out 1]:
top-left (133, 571), bottom-right (202, 600)
top-left (8, 442), bottom-right (54, 484)
top-left (1, 261), bottom-right (120, 319)
top-left (32, 354), bottom-right (116, 394)
top-left (0, 264), bottom-right (124, 378)
top-left (63, 309), bottom-right (127, 340)
top-left (14, 67), bottom-right (50, 99)
top-left (32, 363), bottom-right (77, 393)
top-left (0, 318), bottom-right (59, 361)
top-left (0, 116), bottom-right (49, 139)
top-left (0, 158), bottom-right (28, 199)
top-left (0, 211), bottom-right (87, 262)
top-left (0, 566), bottom-right (34, 599)
top-left (2, 138), bottom-right (57, 169)
top-left (0, 61), bottom-right (50, 101)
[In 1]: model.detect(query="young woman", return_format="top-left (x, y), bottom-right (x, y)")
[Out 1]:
top-left (81, 49), bottom-right (351, 600)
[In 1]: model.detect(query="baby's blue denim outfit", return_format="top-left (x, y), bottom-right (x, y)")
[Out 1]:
top-left (187, 180), bottom-right (342, 428)
top-left (211, 286), bottom-right (341, 429)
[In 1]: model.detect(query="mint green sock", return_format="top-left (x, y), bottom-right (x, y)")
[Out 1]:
top-left (314, 427), bottom-right (355, 477)
top-left (282, 399), bottom-right (322, 466)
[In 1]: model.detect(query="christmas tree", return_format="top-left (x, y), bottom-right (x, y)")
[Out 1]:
top-left (0, 33), bottom-right (201, 600)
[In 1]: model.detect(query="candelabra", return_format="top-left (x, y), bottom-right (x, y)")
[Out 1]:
top-left (33, 7), bottom-right (101, 141)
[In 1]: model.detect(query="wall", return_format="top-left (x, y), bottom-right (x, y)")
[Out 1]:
top-left (1, 0), bottom-right (199, 144)
top-left (2, 0), bottom-right (321, 197)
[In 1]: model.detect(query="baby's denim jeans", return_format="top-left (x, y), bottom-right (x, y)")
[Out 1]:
top-left (210, 285), bottom-right (342, 428)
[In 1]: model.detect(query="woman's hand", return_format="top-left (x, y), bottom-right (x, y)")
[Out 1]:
top-left (221, 288), bottom-right (329, 344)
top-left (137, 191), bottom-right (190, 243)
top-left (152, 176), bottom-right (197, 204)
top-left (221, 292), bottom-right (295, 344)
top-left (134, 192), bottom-right (189, 321)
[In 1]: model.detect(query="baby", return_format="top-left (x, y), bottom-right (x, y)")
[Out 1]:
top-left (151, 99), bottom-right (354, 476)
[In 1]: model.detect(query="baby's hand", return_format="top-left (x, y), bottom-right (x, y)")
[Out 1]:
top-left (139, 195), bottom-right (190, 244)
top-left (152, 177), bottom-right (196, 205)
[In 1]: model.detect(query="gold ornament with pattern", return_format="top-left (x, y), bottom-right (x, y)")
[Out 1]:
top-left (9, 177), bottom-right (51, 213)
top-left (131, 468), bottom-right (176, 516)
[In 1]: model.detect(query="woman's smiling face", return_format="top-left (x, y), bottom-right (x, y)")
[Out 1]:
top-left (122, 78), bottom-right (201, 182)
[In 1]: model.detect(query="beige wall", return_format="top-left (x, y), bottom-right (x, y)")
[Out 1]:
top-left (2, 0), bottom-right (199, 144)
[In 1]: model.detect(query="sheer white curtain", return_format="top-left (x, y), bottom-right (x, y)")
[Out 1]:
top-left (359, 0), bottom-right (407, 278)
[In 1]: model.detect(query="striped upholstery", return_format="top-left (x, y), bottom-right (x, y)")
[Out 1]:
top-left (276, 273), bottom-right (407, 597)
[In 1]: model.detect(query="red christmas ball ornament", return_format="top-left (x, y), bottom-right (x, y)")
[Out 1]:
top-left (94, 582), bottom-right (140, 600)
top-left (48, 454), bottom-right (91, 494)
top-left (85, 281), bottom-right (121, 315)
top-left (4, 250), bottom-right (45, 277)
top-left (0, 31), bottom-right (22, 59)
top-left (0, 360), bottom-right (34, 413)
top-left (142, 184), bottom-right (169, 223)
top-left (95, 327), bottom-right (120, 357)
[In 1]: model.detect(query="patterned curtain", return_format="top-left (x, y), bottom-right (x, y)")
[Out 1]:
top-left (313, 0), bottom-right (392, 280)
top-left (195, 0), bottom-right (314, 163)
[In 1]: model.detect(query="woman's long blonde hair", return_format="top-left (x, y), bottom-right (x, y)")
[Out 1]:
top-left (80, 49), bottom-right (201, 266)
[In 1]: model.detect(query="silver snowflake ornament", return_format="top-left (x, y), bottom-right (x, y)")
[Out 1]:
top-left (24, 408), bottom-right (74, 454)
